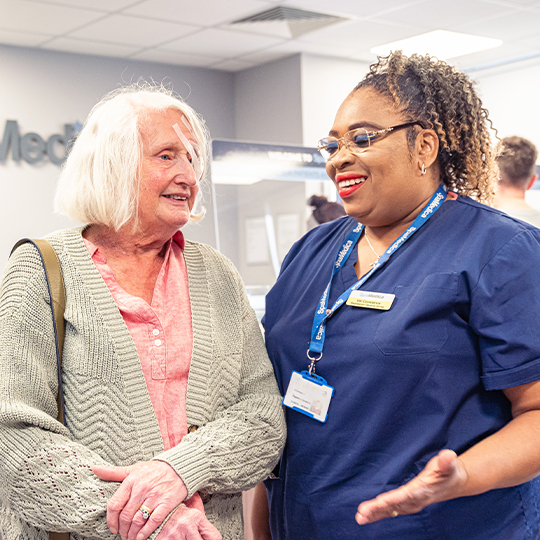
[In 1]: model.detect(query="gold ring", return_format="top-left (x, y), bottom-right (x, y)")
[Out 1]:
top-left (391, 510), bottom-right (399, 517)
top-left (139, 504), bottom-right (153, 520)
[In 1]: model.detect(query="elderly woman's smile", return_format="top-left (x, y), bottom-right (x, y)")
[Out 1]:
top-left (163, 194), bottom-right (188, 201)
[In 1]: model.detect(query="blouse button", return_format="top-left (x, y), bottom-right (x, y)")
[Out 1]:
top-left (155, 339), bottom-right (162, 347)
top-left (152, 329), bottom-right (160, 336)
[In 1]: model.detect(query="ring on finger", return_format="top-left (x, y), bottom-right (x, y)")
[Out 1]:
top-left (138, 504), bottom-right (153, 520)
top-left (391, 510), bottom-right (399, 517)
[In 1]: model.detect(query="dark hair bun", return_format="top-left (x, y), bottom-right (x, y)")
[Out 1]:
top-left (308, 194), bottom-right (329, 208)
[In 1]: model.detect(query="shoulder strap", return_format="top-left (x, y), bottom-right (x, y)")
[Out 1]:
top-left (11, 239), bottom-right (66, 424)
top-left (11, 239), bottom-right (69, 540)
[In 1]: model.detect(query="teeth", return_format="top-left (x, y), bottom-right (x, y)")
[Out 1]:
top-left (165, 195), bottom-right (187, 200)
top-left (338, 177), bottom-right (366, 189)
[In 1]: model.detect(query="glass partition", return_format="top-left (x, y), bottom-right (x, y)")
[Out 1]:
top-left (210, 139), bottom-right (338, 319)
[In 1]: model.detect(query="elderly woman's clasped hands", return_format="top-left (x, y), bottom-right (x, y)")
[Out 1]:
top-left (93, 461), bottom-right (221, 540)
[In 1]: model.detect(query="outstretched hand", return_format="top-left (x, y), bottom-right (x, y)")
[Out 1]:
top-left (92, 460), bottom-right (188, 540)
top-left (356, 449), bottom-right (468, 525)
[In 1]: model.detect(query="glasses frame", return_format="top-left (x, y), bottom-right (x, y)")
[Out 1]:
top-left (317, 121), bottom-right (424, 162)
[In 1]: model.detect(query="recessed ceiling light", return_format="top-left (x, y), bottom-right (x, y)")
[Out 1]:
top-left (371, 30), bottom-right (502, 60)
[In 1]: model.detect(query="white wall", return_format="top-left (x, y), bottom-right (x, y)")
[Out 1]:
top-left (472, 56), bottom-right (540, 210)
top-left (234, 52), bottom-right (371, 148)
top-left (234, 54), bottom-right (303, 145)
top-left (300, 54), bottom-right (370, 147)
top-left (471, 56), bottom-right (540, 152)
top-left (0, 44), bottom-right (235, 264)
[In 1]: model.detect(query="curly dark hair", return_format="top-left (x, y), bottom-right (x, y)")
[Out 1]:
top-left (354, 51), bottom-right (498, 204)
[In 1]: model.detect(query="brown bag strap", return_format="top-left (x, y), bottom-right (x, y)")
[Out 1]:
top-left (49, 533), bottom-right (70, 540)
top-left (12, 239), bottom-right (66, 423)
top-left (11, 239), bottom-right (69, 540)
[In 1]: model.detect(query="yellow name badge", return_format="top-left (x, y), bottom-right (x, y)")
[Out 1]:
top-left (346, 290), bottom-right (395, 311)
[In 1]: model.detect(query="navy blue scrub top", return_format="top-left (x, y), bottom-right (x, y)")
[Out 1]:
top-left (264, 196), bottom-right (540, 540)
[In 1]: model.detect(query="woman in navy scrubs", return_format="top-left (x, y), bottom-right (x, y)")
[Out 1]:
top-left (253, 51), bottom-right (540, 540)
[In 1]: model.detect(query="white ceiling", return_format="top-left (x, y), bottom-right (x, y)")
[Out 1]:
top-left (1, 0), bottom-right (540, 72)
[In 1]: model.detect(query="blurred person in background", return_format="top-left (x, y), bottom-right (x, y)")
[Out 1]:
top-left (307, 194), bottom-right (346, 229)
top-left (494, 135), bottom-right (540, 227)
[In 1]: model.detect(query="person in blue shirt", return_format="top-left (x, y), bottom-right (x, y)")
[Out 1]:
top-left (252, 50), bottom-right (540, 540)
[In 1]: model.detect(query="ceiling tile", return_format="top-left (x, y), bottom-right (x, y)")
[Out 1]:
top-left (456, 9), bottom-right (540, 42)
top-left (238, 44), bottom-right (300, 64)
top-left (276, 0), bottom-right (421, 19)
top-left (68, 14), bottom-right (199, 47)
top-left (42, 37), bottom-right (139, 57)
top-left (479, 0), bottom-right (540, 7)
top-left (379, 0), bottom-right (513, 28)
top-left (132, 48), bottom-right (225, 67)
top-left (160, 28), bottom-right (285, 56)
top-left (0, 0), bottom-right (104, 34)
top-left (514, 34), bottom-right (540, 48)
top-left (297, 17), bottom-right (422, 51)
top-left (451, 41), bottom-right (529, 70)
top-left (0, 29), bottom-right (51, 47)
top-left (238, 39), bottom-right (375, 65)
top-left (294, 40), bottom-right (372, 61)
top-left (208, 58), bottom-right (256, 71)
top-left (125, 0), bottom-right (275, 27)
top-left (28, 0), bottom-right (136, 11)
top-left (0, 0), bottom-right (534, 72)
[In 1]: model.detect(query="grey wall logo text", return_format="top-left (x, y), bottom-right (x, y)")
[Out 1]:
top-left (0, 120), bottom-right (77, 166)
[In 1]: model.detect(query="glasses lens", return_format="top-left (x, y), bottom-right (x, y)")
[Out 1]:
top-left (318, 137), bottom-right (339, 161)
top-left (350, 129), bottom-right (371, 151)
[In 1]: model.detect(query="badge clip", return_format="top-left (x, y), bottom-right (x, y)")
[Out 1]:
top-left (283, 370), bottom-right (334, 423)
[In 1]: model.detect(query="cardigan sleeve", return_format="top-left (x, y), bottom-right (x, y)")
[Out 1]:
top-left (155, 244), bottom-right (286, 497)
top-left (0, 243), bottom-right (179, 539)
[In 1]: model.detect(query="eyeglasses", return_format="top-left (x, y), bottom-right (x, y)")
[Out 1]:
top-left (317, 122), bottom-right (423, 162)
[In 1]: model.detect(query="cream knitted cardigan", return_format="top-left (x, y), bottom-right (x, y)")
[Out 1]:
top-left (0, 227), bottom-right (286, 540)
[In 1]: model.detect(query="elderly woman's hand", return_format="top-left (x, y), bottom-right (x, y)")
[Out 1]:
top-left (92, 460), bottom-right (188, 540)
top-left (157, 505), bottom-right (222, 540)
top-left (355, 449), bottom-right (468, 525)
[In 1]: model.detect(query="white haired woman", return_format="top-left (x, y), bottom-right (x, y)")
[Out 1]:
top-left (0, 84), bottom-right (286, 540)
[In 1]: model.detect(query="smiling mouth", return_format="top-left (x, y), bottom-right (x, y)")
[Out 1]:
top-left (337, 176), bottom-right (367, 191)
top-left (164, 194), bottom-right (188, 201)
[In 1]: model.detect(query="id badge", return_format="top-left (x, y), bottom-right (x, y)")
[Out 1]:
top-left (283, 370), bottom-right (334, 423)
top-left (347, 290), bottom-right (395, 310)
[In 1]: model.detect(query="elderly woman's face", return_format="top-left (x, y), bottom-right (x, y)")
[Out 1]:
top-left (137, 108), bottom-right (199, 236)
top-left (325, 87), bottom-right (439, 228)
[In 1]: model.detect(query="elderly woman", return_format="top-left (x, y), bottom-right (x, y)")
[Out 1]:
top-left (253, 51), bottom-right (540, 539)
top-left (0, 84), bottom-right (285, 540)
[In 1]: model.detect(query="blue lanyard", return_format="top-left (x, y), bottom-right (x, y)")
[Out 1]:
top-left (307, 183), bottom-right (447, 373)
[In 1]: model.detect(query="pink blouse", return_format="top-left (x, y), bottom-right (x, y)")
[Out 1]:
top-left (84, 231), bottom-right (203, 511)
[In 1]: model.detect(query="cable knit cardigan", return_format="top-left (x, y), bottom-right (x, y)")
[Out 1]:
top-left (0, 227), bottom-right (286, 540)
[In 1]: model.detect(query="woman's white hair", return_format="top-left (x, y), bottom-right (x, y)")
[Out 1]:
top-left (55, 82), bottom-right (209, 229)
